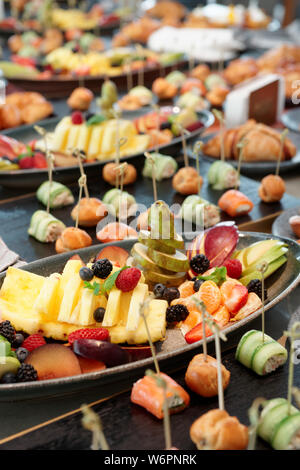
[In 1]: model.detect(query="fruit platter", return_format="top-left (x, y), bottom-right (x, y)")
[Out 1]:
top-left (0, 105), bottom-right (213, 188)
top-left (0, 199), bottom-right (299, 400)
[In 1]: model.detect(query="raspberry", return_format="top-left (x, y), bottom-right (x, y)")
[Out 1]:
top-left (22, 334), bottom-right (46, 352)
top-left (115, 267), bottom-right (141, 292)
top-left (223, 258), bottom-right (242, 279)
top-left (19, 156), bottom-right (34, 169)
top-left (32, 152), bottom-right (47, 168)
top-left (71, 110), bottom-right (84, 125)
top-left (68, 328), bottom-right (109, 346)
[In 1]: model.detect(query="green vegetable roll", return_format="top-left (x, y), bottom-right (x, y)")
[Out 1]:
top-left (142, 153), bottom-right (178, 181)
top-left (28, 210), bottom-right (65, 243)
top-left (36, 181), bottom-right (75, 209)
top-left (102, 188), bottom-right (136, 219)
top-left (179, 194), bottom-right (220, 228)
top-left (208, 161), bottom-right (239, 190)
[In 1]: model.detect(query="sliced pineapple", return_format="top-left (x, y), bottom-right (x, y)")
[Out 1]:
top-left (57, 274), bottom-right (83, 324)
top-left (33, 273), bottom-right (61, 321)
top-left (126, 283), bottom-right (148, 332)
top-left (102, 287), bottom-right (122, 327)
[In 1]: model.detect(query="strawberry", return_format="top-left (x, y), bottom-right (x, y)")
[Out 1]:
top-left (22, 334), bottom-right (46, 352)
top-left (221, 282), bottom-right (248, 315)
top-left (33, 152), bottom-right (48, 168)
top-left (185, 322), bottom-right (213, 344)
top-left (19, 156), bottom-right (34, 169)
top-left (71, 111), bottom-right (84, 125)
top-left (68, 328), bottom-right (109, 346)
top-left (115, 267), bottom-right (141, 292)
top-left (223, 258), bottom-right (242, 279)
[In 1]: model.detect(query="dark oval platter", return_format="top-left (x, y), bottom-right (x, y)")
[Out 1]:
top-left (0, 109), bottom-right (214, 189)
top-left (272, 207), bottom-right (300, 241)
top-left (0, 231), bottom-right (299, 401)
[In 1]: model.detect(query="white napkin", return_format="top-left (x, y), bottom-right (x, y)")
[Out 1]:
top-left (0, 238), bottom-right (26, 273)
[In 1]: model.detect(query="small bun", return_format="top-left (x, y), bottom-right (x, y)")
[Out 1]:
top-left (67, 87), bottom-right (94, 111)
top-left (185, 354), bottom-right (230, 397)
top-left (172, 167), bottom-right (203, 195)
top-left (258, 174), bottom-right (285, 202)
top-left (71, 197), bottom-right (107, 227)
top-left (102, 163), bottom-right (137, 186)
top-left (55, 227), bottom-right (92, 253)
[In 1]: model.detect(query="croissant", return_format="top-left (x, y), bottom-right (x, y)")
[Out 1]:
top-left (0, 104), bottom-right (22, 129)
top-left (102, 162), bottom-right (137, 186)
top-left (190, 409), bottom-right (248, 450)
top-left (55, 227), bottom-right (92, 253)
top-left (203, 120), bottom-right (297, 163)
top-left (172, 167), bottom-right (203, 195)
top-left (223, 58), bottom-right (259, 86)
top-left (71, 197), bottom-right (107, 227)
top-left (21, 101), bottom-right (53, 124)
top-left (258, 174), bottom-right (285, 203)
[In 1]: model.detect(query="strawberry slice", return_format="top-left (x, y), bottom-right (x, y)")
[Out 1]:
top-left (32, 152), bottom-right (48, 168)
top-left (221, 281), bottom-right (248, 315)
top-left (185, 322), bottom-right (212, 344)
top-left (19, 156), bottom-right (34, 169)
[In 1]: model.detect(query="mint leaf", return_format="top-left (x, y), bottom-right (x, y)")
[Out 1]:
top-left (102, 266), bottom-right (129, 294)
top-left (197, 266), bottom-right (227, 286)
top-left (86, 114), bottom-right (107, 126)
top-left (83, 281), bottom-right (101, 295)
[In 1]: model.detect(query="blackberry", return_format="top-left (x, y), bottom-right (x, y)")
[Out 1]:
top-left (93, 307), bottom-right (106, 323)
top-left (16, 364), bottom-right (38, 383)
top-left (247, 279), bottom-right (267, 300)
top-left (163, 287), bottom-right (180, 304)
top-left (79, 267), bottom-right (94, 282)
top-left (193, 279), bottom-right (204, 292)
top-left (15, 347), bottom-right (29, 363)
top-left (153, 283), bottom-right (166, 299)
top-left (92, 258), bottom-right (113, 279)
top-left (166, 304), bottom-right (189, 324)
top-left (190, 254), bottom-right (210, 275)
top-left (0, 321), bottom-right (15, 344)
top-left (1, 372), bottom-right (17, 384)
top-left (12, 333), bottom-right (25, 348)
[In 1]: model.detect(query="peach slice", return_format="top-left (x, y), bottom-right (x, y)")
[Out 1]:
top-left (95, 245), bottom-right (129, 267)
top-left (25, 344), bottom-right (81, 380)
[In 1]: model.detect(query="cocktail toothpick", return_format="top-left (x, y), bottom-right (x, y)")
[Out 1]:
top-left (115, 162), bottom-right (128, 194)
top-left (144, 151), bottom-right (158, 202)
top-left (191, 297), bottom-right (208, 361)
top-left (45, 150), bottom-right (55, 214)
top-left (247, 397), bottom-right (267, 450)
top-left (72, 148), bottom-right (89, 199)
top-left (212, 109), bottom-right (225, 162)
top-left (75, 174), bottom-right (86, 229)
top-left (193, 140), bottom-right (203, 196)
top-left (150, 103), bottom-right (161, 154)
top-left (81, 404), bottom-right (109, 450)
top-left (256, 260), bottom-right (268, 343)
top-left (283, 322), bottom-right (300, 415)
top-left (275, 128), bottom-right (289, 177)
top-left (179, 125), bottom-right (191, 168)
top-left (34, 125), bottom-right (49, 155)
top-left (235, 138), bottom-right (248, 190)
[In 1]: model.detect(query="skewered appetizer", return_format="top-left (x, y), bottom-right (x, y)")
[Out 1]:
top-left (203, 120), bottom-right (297, 163)
top-left (179, 195), bottom-right (220, 228)
top-left (28, 210), bottom-right (65, 243)
top-left (55, 227), bottom-right (92, 253)
top-left (172, 167), bottom-right (203, 195)
top-left (118, 86), bottom-right (153, 111)
top-left (70, 198), bottom-right (107, 227)
top-left (190, 409), bottom-right (248, 450)
top-left (142, 153), bottom-right (178, 181)
top-left (36, 181), bottom-right (74, 209)
top-left (131, 372), bottom-right (190, 419)
top-left (0, 92), bottom-right (53, 129)
top-left (207, 161), bottom-right (239, 190)
top-left (96, 222), bottom-right (138, 243)
top-left (258, 174), bottom-right (286, 203)
top-left (67, 87), bottom-right (94, 112)
top-left (218, 190), bottom-right (254, 217)
top-left (102, 163), bottom-right (137, 186)
top-left (185, 354), bottom-right (230, 397)
top-left (236, 330), bottom-right (287, 376)
top-left (102, 189), bottom-right (136, 220)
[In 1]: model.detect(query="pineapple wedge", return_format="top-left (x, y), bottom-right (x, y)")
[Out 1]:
top-left (126, 283), bottom-right (148, 331)
top-left (102, 287), bottom-right (122, 327)
top-left (33, 273), bottom-right (61, 321)
top-left (57, 274), bottom-right (83, 324)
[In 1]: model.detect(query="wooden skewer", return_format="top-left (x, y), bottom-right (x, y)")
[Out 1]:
top-left (75, 175), bottom-right (86, 229)
top-left (212, 109), bottom-right (225, 162)
top-left (235, 138), bottom-right (248, 190)
top-left (193, 141), bottom-right (203, 196)
top-left (256, 261), bottom-right (268, 343)
top-left (45, 150), bottom-right (54, 215)
top-left (180, 126), bottom-right (191, 168)
top-left (81, 404), bottom-right (110, 450)
top-left (247, 397), bottom-right (267, 450)
top-left (115, 162), bottom-right (128, 194)
top-left (73, 148), bottom-right (89, 199)
top-left (192, 297), bottom-right (208, 361)
top-left (144, 152), bottom-right (158, 202)
top-left (275, 128), bottom-right (289, 177)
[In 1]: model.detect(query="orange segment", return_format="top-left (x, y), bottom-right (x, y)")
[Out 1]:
top-left (198, 280), bottom-right (221, 314)
top-left (212, 305), bottom-right (230, 327)
top-left (220, 279), bottom-right (241, 303)
top-left (182, 309), bottom-right (202, 331)
top-left (179, 281), bottom-right (195, 298)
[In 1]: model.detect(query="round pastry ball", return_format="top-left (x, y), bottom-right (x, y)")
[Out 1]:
top-left (67, 87), bottom-right (94, 111)
top-left (185, 353), bottom-right (230, 397)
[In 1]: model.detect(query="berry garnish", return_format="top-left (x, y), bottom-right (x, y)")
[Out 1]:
top-left (0, 321), bottom-right (16, 343)
top-left (16, 363), bottom-right (38, 382)
top-left (166, 304), bottom-right (189, 324)
top-left (68, 328), bottom-right (109, 346)
top-left (223, 258), bottom-right (242, 279)
top-left (247, 279), bottom-right (267, 300)
top-left (1, 372), bottom-right (17, 384)
top-left (115, 267), bottom-right (141, 292)
top-left (193, 279), bottom-right (204, 292)
top-left (190, 254), bottom-right (210, 275)
top-left (93, 307), bottom-right (106, 323)
top-left (22, 333), bottom-right (46, 352)
top-left (16, 347), bottom-right (29, 362)
top-left (92, 258), bottom-right (113, 279)
top-left (32, 152), bottom-right (48, 169)
top-left (71, 110), bottom-right (84, 125)
top-left (19, 156), bottom-right (34, 169)
top-left (12, 333), bottom-right (25, 348)
top-left (79, 267), bottom-right (94, 282)
top-left (153, 283), bottom-right (166, 299)
top-left (162, 287), bottom-right (180, 304)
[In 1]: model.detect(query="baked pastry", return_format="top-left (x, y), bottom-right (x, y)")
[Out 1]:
top-left (185, 354), bottom-right (230, 397)
top-left (21, 101), bottom-right (53, 124)
top-left (152, 77), bottom-right (178, 100)
top-left (223, 58), bottom-right (258, 86)
top-left (102, 162), bottom-right (137, 186)
top-left (191, 64), bottom-right (211, 82)
top-left (146, 1), bottom-right (186, 20)
top-left (0, 104), bottom-right (22, 129)
top-left (190, 409), bottom-right (248, 450)
top-left (71, 197), bottom-right (107, 227)
top-left (55, 227), bottom-right (92, 253)
top-left (258, 174), bottom-right (285, 203)
top-left (172, 167), bottom-right (203, 195)
top-left (67, 87), bottom-right (94, 111)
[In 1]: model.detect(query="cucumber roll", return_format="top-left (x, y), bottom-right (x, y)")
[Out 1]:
top-left (28, 210), bottom-right (66, 243)
top-left (102, 188), bottom-right (136, 219)
top-left (257, 398), bottom-right (300, 449)
top-left (236, 330), bottom-right (287, 375)
top-left (36, 181), bottom-right (75, 209)
top-left (179, 194), bottom-right (220, 228)
top-left (207, 161), bottom-right (240, 190)
top-left (142, 153), bottom-right (178, 181)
